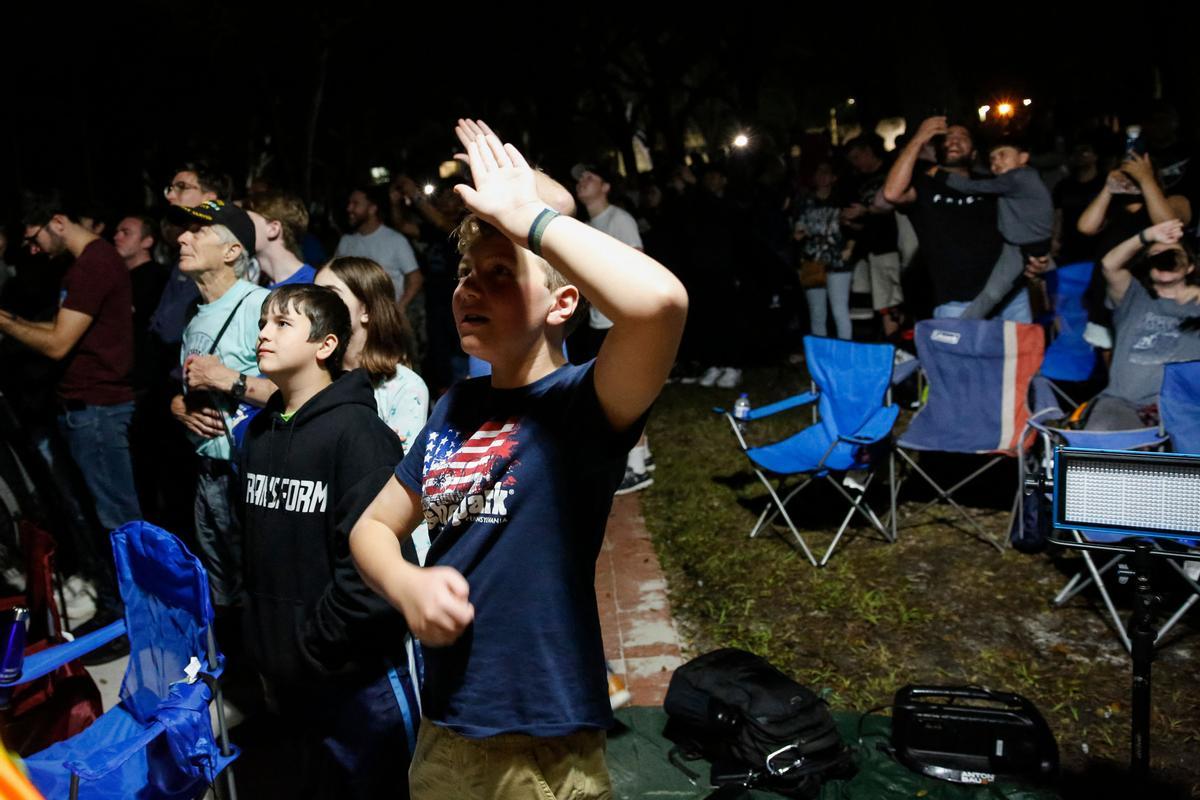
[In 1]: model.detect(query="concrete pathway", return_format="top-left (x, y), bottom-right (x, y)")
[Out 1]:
top-left (595, 494), bottom-right (685, 706)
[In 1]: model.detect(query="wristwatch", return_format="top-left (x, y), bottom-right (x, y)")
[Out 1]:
top-left (230, 373), bottom-right (248, 401)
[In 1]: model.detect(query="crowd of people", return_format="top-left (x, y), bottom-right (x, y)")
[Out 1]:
top-left (787, 108), bottom-right (1200, 432)
top-left (1, 103), bottom-right (1200, 796)
top-left (0, 117), bottom-right (690, 798)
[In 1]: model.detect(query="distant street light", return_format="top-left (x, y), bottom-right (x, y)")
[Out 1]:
top-left (978, 105), bottom-right (990, 122)
top-left (423, 183), bottom-right (435, 196)
top-left (1023, 98), bottom-right (1032, 107)
top-left (847, 98), bottom-right (856, 106)
top-left (997, 102), bottom-right (1014, 117)
top-left (732, 133), bottom-right (749, 149)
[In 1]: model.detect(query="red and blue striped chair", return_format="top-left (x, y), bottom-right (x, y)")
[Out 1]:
top-left (893, 319), bottom-right (1053, 550)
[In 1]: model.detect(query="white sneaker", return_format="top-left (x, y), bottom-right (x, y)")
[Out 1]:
top-left (716, 367), bottom-right (742, 389)
top-left (698, 366), bottom-right (723, 387)
top-left (615, 468), bottom-right (653, 495)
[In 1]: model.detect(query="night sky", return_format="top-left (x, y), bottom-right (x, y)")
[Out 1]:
top-left (3, 4), bottom-right (1193, 225)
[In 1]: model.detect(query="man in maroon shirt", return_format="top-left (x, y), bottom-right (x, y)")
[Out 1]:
top-left (1, 193), bottom-right (142, 559)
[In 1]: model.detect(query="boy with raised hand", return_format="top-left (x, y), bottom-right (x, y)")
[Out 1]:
top-left (350, 119), bottom-right (688, 799)
top-left (241, 284), bottom-right (417, 798)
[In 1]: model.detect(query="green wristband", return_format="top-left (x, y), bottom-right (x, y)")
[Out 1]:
top-left (528, 208), bottom-right (560, 257)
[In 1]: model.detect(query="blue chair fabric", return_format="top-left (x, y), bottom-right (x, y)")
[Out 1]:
top-left (1161, 360), bottom-right (1200, 454)
top-left (1040, 261), bottom-right (1098, 383)
top-left (746, 337), bottom-right (898, 478)
top-left (730, 336), bottom-right (899, 566)
top-left (894, 319), bottom-right (1048, 551)
top-left (900, 319), bottom-right (1048, 455)
top-left (19, 521), bottom-right (238, 799)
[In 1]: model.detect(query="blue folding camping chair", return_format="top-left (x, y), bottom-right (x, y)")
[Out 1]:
top-left (721, 336), bottom-right (899, 567)
top-left (1161, 360), bottom-right (1200, 454)
top-left (1038, 261), bottom-right (1099, 409)
top-left (4, 521), bottom-right (239, 799)
top-left (893, 319), bottom-right (1053, 551)
top-left (1026, 365), bottom-right (1200, 653)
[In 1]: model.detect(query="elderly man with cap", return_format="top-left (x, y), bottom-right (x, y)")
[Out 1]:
top-left (168, 199), bottom-right (273, 609)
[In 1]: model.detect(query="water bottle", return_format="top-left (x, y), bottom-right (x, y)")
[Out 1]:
top-left (733, 393), bottom-right (751, 422)
top-left (0, 607), bottom-right (29, 709)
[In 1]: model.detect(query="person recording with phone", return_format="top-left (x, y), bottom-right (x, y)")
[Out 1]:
top-left (1075, 142), bottom-right (1192, 352)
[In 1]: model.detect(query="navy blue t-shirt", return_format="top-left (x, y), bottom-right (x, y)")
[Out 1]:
top-left (395, 361), bottom-right (641, 738)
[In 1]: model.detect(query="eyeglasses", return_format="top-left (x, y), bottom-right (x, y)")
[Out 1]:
top-left (22, 224), bottom-right (45, 250)
top-left (164, 181), bottom-right (201, 199)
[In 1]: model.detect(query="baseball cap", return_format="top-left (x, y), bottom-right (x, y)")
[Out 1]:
top-left (168, 199), bottom-right (256, 254)
top-left (570, 163), bottom-right (614, 185)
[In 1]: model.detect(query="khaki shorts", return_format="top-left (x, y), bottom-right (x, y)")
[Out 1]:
top-left (410, 719), bottom-right (612, 800)
top-left (867, 251), bottom-right (903, 311)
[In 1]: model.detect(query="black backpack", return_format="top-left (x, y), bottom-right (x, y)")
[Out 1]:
top-left (664, 648), bottom-right (853, 796)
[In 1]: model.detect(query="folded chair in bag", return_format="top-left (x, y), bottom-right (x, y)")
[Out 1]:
top-left (893, 319), bottom-right (1052, 551)
top-left (1038, 261), bottom-right (1099, 410)
top-left (2, 521), bottom-right (239, 800)
top-left (721, 336), bottom-right (899, 567)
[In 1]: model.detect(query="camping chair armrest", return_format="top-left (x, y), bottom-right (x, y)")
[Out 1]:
top-left (1023, 405), bottom-right (1064, 438)
top-left (746, 392), bottom-right (819, 420)
top-left (6, 620), bottom-right (126, 685)
top-left (840, 405), bottom-right (900, 445)
top-left (64, 722), bottom-right (167, 782)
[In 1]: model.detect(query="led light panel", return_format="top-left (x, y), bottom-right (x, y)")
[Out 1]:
top-left (1053, 448), bottom-right (1200, 541)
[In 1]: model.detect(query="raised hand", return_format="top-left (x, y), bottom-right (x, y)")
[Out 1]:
top-left (1143, 219), bottom-right (1184, 245)
top-left (1105, 169), bottom-right (1141, 196)
top-left (1122, 152), bottom-right (1156, 186)
top-left (452, 119), bottom-right (544, 244)
top-left (914, 116), bottom-right (948, 144)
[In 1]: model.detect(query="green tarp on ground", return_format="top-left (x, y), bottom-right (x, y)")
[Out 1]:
top-left (608, 707), bottom-right (1061, 800)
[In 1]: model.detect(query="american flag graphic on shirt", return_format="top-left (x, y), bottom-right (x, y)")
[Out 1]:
top-left (421, 418), bottom-right (521, 530)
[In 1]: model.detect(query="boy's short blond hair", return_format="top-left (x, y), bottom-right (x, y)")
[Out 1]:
top-left (454, 214), bottom-right (570, 291)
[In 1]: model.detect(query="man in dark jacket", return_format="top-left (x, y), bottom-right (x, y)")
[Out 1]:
top-left (240, 283), bottom-right (415, 799)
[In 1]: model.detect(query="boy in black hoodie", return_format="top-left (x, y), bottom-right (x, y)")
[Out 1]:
top-left (241, 283), bottom-right (416, 799)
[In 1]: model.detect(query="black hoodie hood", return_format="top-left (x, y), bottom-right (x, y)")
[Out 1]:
top-left (240, 367), bottom-right (406, 686)
top-left (262, 367), bottom-right (379, 427)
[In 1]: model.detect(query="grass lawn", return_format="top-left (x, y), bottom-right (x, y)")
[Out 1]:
top-left (640, 365), bottom-right (1200, 797)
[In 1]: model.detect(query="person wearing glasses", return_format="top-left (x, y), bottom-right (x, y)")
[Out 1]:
top-left (147, 162), bottom-right (234, 357)
top-left (0, 191), bottom-right (141, 634)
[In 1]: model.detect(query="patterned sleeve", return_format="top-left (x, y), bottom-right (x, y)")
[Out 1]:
top-left (375, 364), bottom-right (430, 454)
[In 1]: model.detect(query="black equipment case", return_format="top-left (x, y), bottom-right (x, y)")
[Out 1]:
top-left (890, 685), bottom-right (1058, 785)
